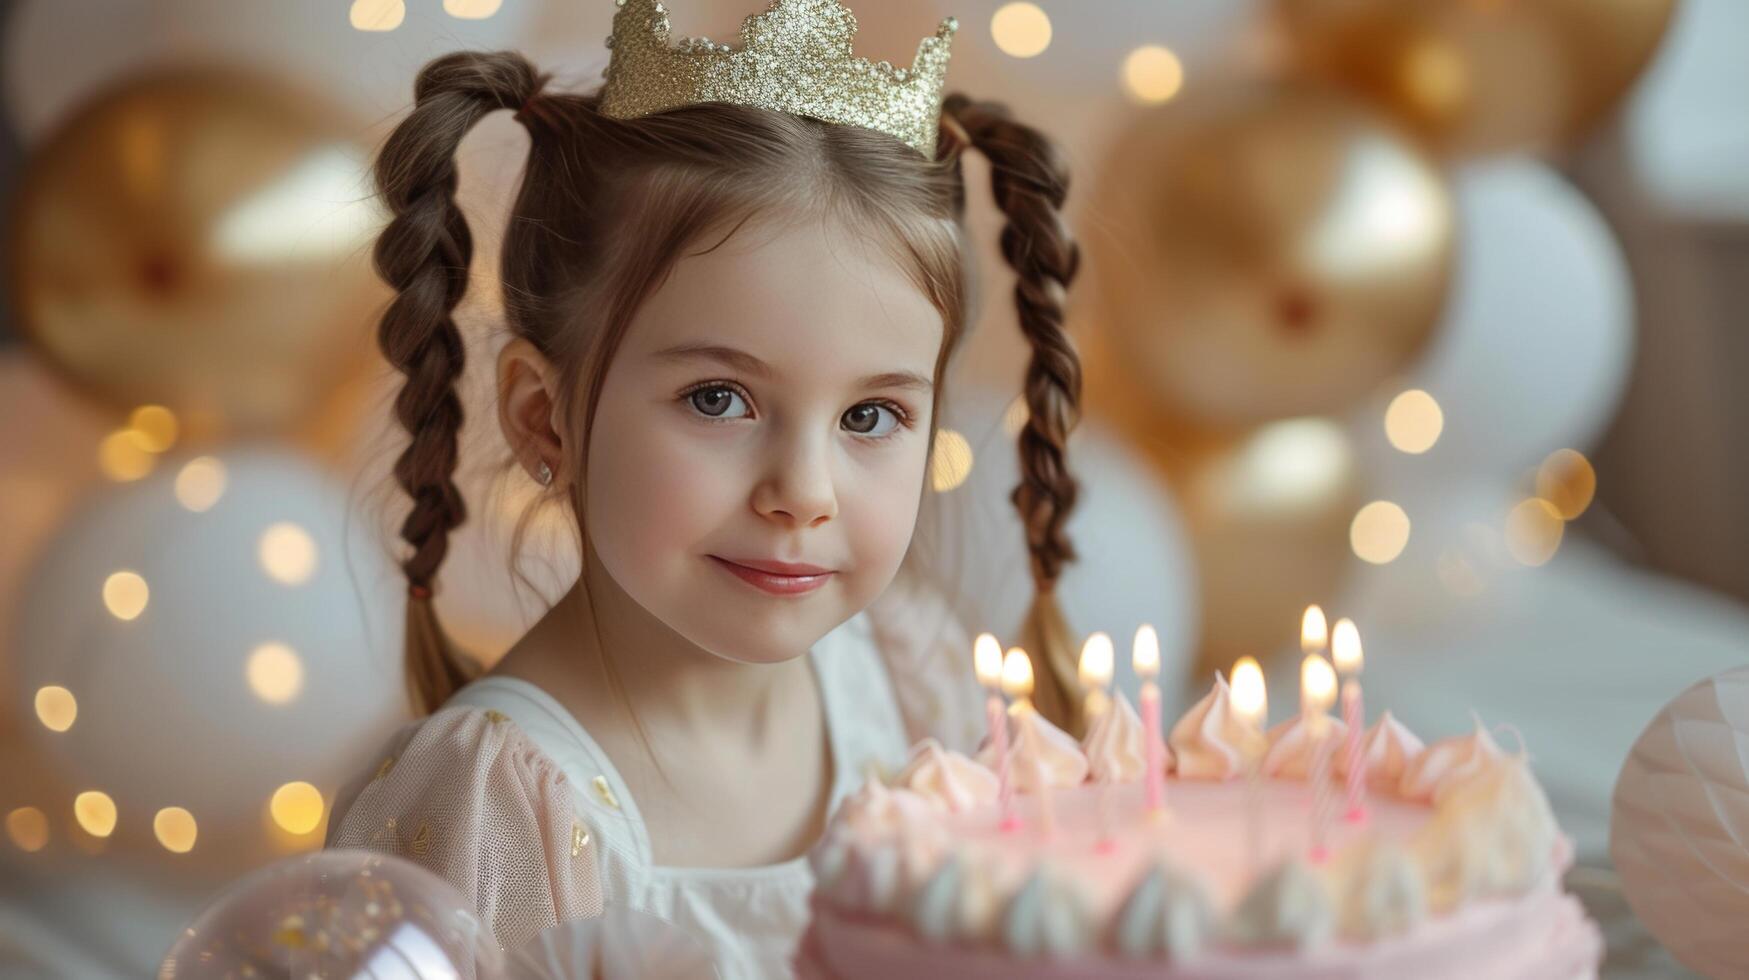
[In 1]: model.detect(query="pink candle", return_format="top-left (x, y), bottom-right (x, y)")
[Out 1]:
top-left (1133, 625), bottom-right (1166, 812)
top-left (988, 693), bottom-right (1018, 831)
top-left (974, 634), bottom-right (1020, 832)
top-left (1300, 653), bottom-right (1338, 861)
top-left (1341, 678), bottom-right (1366, 822)
top-left (1332, 618), bottom-right (1367, 824)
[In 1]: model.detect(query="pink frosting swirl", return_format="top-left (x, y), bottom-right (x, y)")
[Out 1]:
top-left (1261, 714), bottom-right (1350, 780)
top-left (896, 739), bottom-right (999, 813)
top-left (1334, 710), bottom-right (1426, 789)
top-left (981, 706), bottom-right (1088, 791)
top-left (1399, 721), bottom-right (1504, 803)
top-left (1167, 673), bottom-right (1252, 781)
top-left (1082, 690), bottom-right (1150, 784)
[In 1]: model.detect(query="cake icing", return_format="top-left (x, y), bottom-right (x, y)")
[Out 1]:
top-left (1082, 691), bottom-right (1150, 784)
top-left (1259, 714), bottom-right (1349, 780)
top-left (898, 738), bottom-right (1000, 813)
top-left (1333, 711), bottom-right (1426, 788)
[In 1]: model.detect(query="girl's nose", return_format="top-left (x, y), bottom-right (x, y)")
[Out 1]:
top-left (751, 433), bottom-right (838, 528)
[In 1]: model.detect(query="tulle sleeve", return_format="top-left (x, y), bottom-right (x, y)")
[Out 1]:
top-left (864, 573), bottom-right (986, 755)
top-left (325, 705), bottom-right (604, 952)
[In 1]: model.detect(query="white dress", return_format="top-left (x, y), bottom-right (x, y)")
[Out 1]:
top-left (444, 610), bottom-right (911, 980)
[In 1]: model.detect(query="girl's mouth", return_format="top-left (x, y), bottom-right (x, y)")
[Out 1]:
top-left (707, 555), bottom-right (835, 596)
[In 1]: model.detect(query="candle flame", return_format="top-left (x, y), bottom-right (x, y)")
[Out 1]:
top-left (1079, 632), bottom-right (1114, 691)
top-left (1301, 604), bottom-right (1329, 656)
top-left (1231, 656), bottom-right (1267, 722)
top-left (1301, 654), bottom-right (1337, 712)
top-left (974, 633), bottom-right (1004, 688)
top-left (1001, 647), bottom-right (1035, 700)
top-left (1132, 623), bottom-right (1160, 678)
top-left (1331, 618), bottom-right (1363, 675)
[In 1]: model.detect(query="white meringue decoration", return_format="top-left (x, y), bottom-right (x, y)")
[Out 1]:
top-left (838, 778), bottom-right (938, 841)
top-left (1168, 672), bottom-right (1254, 781)
top-left (896, 738), bottom-right (999, 813)
top-left (1002, 864), bottom-right (1095, 958)
top-left (1333, 711), bottom-right (1426, 790)
top-left (981, 707), bottom-right (1089, 792)
top-left (1333, 840), bottom-right (1428, 941)
top-left (830, 842), bottom-right (902, 913)
top-left (1260, 714), bottom-right (1349, 780)
top-left (1398, 721), bottom-right (1506, 803)
top-left (1112, 860), bottom-right (1217, 960)
top-left (908, 849), bottom-right (1003, 945)
top-left (1225, 860), bottom-right (1336, 949)
top-left (1415, 753), bottom-right (1559, 912)
top-left (1083, 690), bottom-right (1151, 784)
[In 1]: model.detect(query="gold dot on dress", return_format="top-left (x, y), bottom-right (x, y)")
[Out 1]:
top-left (571, 821), bottom-right (591, 857)
top-left (592, 776), bottom-right (621, 810)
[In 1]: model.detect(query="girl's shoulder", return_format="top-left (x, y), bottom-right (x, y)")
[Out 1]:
top-left (324, 701), bottom-right (606, 951)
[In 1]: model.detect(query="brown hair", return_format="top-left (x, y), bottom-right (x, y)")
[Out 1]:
top-left (369, 50), bottom-right (1080, 714)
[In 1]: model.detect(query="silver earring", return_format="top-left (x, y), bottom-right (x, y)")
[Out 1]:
top-left (535, 460), bottom-right (554, 487)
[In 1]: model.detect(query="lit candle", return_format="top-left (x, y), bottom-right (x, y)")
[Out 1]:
top-left (1301, 604), bottom-right (1329, 658)
top-left (975, 633), bottom-right (1018, 832)
top-left (1003, 647), bottom-right (1055, 838)
top-left (1080, 632), bottom-right (1116, 852)
top-left (1302, 653), bottom-right (1338, 861)
top-left (1332, 618), bottom-right (1367, 824)
top-left (1133, 624), bottom-right (1166, 812)
top-left (1231, 656), bottom-right (1268, 876)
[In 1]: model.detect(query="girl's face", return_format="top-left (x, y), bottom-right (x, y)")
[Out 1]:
top-left (583, 214), bottom-right (943, 664)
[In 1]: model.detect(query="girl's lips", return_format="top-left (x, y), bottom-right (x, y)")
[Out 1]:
top-left (707, 555), bottom-right (835, 596)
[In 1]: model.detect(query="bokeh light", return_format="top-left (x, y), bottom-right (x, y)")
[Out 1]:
top-left (247, 642), bottom-right (306, 705)
top-left (1351, 500), bottom-right (1411, 564)
top-left (349, 0), bottom-right (405, 31)
top-left (102, 571), bottom-right (149, 620)
top-left (74, 791), bottom-right (117, 838)
top-left (153, 807), bottom-right (198, 853)
top-left (1505, 497), bottom-right (1565, 566)
top-left (34, 686), bottom-right (76, 732)
top-left (443, 0), bottom-right (503, 17)
top-left (175, 456), bottom-right (229, 512)
top-left (929, 428), bottom-right (974, 492)
top-left (6, 808), bottom-right (48, 853)
top-left (991, 3), bottom-right (1051, 58)
top-left (127, 405), bottom-right (178, 453)
top-left (270, 782), bottom-right (325, 835)
top-left (1123, 45), bottom-right (1185, 104)
top-left (1384, 389), bottom-right (1444, 454)
top-left (97, 430), bottom-right (155, 482)
top-left (1536, 449), bottom-right (1596, 520)
top-left (259, 522), bottom-right (318, 585)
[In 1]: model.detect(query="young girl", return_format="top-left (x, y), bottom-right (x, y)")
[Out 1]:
top-left (325, 1), bottom-right (1081, 975)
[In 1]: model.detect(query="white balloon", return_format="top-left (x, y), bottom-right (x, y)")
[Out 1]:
top-left (1356, 159), bottom-right (1634, 485)
top-left (3, 0), bottom-right (548, 141)
top-left (9, 446), bottom-right (409, 861)
top-left (921, 389), bottom-right (1199, 709)
top-left (1623, 0), bottom-right (1749, 219)
top-left (1613, 664), bottom-right (1749, 978)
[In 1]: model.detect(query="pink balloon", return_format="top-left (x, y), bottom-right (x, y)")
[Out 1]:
top-left (159, 849), bottom-right (503, 980)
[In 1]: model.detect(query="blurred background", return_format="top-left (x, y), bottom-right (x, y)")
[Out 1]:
top-left (1, 0), bottom-right (1745, 976)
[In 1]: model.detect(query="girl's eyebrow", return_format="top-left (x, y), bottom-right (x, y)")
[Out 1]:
top-left (652, 341), bottom-right (934, 392)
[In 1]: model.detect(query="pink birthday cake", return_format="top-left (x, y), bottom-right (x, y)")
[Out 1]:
top-left (796, 675), bottom-right (1603, 979)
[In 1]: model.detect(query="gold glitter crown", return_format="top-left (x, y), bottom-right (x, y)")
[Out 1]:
top-left (598, 0), bottom-right (959, 157)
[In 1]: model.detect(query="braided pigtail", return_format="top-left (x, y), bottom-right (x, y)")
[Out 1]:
top-left (943, 94), bottom-right (1086, 735)
top-left (373, 51), bottom-right (549, 714)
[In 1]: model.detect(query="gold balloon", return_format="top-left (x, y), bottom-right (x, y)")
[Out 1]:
top-left (1089, 83), bottom-right (1454, 431)
top-left (9, 69), bottom-right (387, 435)
top-left (1276, 0), bottom-right (1678, 158)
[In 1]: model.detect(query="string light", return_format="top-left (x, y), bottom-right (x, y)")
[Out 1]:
top-left (1123, 45), bottom-right (1185, 104)
top-left (74, 791), bottom-right (117, 838)
top-left (175, 456), bottom-right (228, 512)
top-left (991, 3), bottom-right (1052, 58)
top-left (247, 642), bottom-right (306, 705)
top-left (103, 571), bottom-right (149, 620)
top-left (34, 686), bottom-right (76, 732)
top-left (259, 522), bottom-right (318, 585)
top-left (1350, 501), bottom-right (1411, 564)
top-left (270, 782), bottom-right (325, 835)
top-left (154, 807), bottom-right (198, 853)
top-left (6, 807), bottom-right (49, 852)
top-left (929, 428), bottom-right (974, 492)
top-left (1384, 389), bottom-right (1443, 454)
top-left (349, 0), bottom-right (404, 31)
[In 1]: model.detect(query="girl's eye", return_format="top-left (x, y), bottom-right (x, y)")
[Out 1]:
top-left (688, 385), bottom-right (750, 420)
top-left (842, 402), bottom-right (903, 437)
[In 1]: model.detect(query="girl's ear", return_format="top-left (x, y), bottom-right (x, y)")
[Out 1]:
top-left (497, 337), bottom-right (567, 486)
